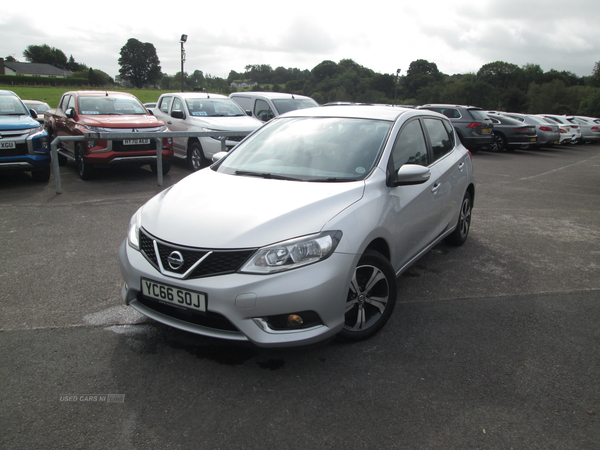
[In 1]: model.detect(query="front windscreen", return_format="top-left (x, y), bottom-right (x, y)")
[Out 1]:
top-left (0, 95), bottom-right (29, 116)
top-left (186, 98), bottom-right (246, 117)
top-left (216, 117), bottom-right (392, 182)
top-left (78, 96), bottom-right (147, 115)
top-left (272, 98), bottom-right (319, 115)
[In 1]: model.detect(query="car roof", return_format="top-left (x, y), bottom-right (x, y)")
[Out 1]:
top-left (420, 104), bottom-right (482, 110)
top-left (72, 90), bottom-right (137, 98)
top-left (0, 89), bottom-right (19, 97)
top-left (278, 105), bottom-right (418, 121)
top-left (230, 92), bottom-right (313, 100)
top-left (162, 92), bottom-right (228, 99)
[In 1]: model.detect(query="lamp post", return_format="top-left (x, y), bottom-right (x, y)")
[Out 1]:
top-left (180, 34), bottom-right (187, 92)
top-left (393, 68), bottom-right (401, 106)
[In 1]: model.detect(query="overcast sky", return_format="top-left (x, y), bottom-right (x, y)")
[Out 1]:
top-left (2, 0), bottom-right (599, 80)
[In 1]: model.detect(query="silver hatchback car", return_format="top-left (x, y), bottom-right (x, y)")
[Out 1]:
top-left (119, 106), bottom-right (475, 347)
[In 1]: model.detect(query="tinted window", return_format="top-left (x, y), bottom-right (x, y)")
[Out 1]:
top-left (468, 109), bottom-right (489, 121)
top-left (423, 118), bottom-right (454, 162)
top-left (272, 98), bottom-right (319, 115)
top-left (392, 119), bottom-right (429, 168)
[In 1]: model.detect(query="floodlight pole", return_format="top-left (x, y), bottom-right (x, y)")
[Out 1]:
top-left (393, 69), bottom-right (401, 106)
top-left (180, 34), bottom-right (187, 92)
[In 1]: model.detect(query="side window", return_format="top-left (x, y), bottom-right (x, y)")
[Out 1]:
top-left (391, 119), bottom-right (429, 169)
top-left (254, 99), bottom-right (274, 122)
top-left (423, 118), bottom-right (454, 162)
top-left (172, 97), bottom-right (184, 112)
top-left (59, 95), bottom-right (71, 111)
top-left (66, 95), bottom-right (76, 111)
top-left (158, 96), bottom-right (172, 114)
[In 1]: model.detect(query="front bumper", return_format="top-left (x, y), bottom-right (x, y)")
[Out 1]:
top-left (118, 240), bottom-right (358, 347)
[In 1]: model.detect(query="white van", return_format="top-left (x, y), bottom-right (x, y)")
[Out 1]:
top-left (229, 92), bottom-right (319, 122)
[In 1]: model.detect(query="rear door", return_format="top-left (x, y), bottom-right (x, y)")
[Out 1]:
top-left (422, 117), bottom-right (468, 233)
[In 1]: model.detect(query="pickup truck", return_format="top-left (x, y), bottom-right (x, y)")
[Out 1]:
top-left (0, 90), bottom-right (50, 182)
top-left (44, 91), bottom-right (173, 180)
top-left (153, 92), bottom-right (262, 171)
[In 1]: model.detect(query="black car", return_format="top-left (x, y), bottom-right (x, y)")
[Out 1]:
top-left (417, 104), bottom-right (494, 152)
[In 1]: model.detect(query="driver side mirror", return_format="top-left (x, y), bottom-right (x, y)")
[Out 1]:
top-left (65, 108), bottom-right (76, 119)
top-left (171, 110), bottom-right (185, 119)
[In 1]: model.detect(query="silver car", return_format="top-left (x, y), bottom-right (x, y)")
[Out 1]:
top-left (119, 106), bottom-right (475, 347)
top-left (153, 93), bottom-right (263, 171)
top-left (571, 116), bottom-right (600, 143)
top-left (500, 113), bottom-right (560, 148)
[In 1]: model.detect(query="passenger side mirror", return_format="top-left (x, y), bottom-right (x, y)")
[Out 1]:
top-left (393, 164), bottom-right (431, 186)
top-left (29, 109), bottom-right (38, 118)
top-left (171, 110), bottom-right (185, 119)
top-left (245, 110), bottom-right (252, 116)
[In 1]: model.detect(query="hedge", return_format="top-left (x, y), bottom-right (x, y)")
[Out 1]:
top-left (0, 75), bottom-right (92, 87)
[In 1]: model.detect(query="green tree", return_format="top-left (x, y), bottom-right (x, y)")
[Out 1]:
top-left (118, 38), bottom-right (161, 88)
top-left (23, 44), bottom-right (68, 69)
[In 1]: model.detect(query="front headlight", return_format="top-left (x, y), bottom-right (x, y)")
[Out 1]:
top-left (240, 231), bottom-right (342, 274)
top-left (203, 127), bottom-right (225, 141)
top-left (127, 207), bottom-right (143, 250)
top-left (28, 125), bottom-right (44, 135)
top-left (83, 125), bottom-right (111, 133)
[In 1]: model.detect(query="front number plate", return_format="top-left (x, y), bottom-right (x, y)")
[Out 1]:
top-left (141, 278), bottom-right (206, 312)
top-left (0, 141), bottom-right (16, 149)
top-left (123, 139), bottom-right (151, 145)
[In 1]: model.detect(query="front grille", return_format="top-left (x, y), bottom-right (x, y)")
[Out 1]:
top-left (137, 294), bottom-right (239, 332)
top-left (0, 143), bottom-right (28, 157)
top-left (112, 140), bottom-right (157, 153)
top-left (140, 228), bottom-right (256, 279)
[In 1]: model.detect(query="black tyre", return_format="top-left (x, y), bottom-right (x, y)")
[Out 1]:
top-left (444, 191), bottom-right (472, 246)
top-left (338, 250), bottom-right (397, 341)
top-left (75, 144), bottom-right (96, 180)
top-left (187, 142), bottom-right (207, 171)
top-left (151, 160), bottom-right (171, 175)
top-left (31, 166), bottom-right (50, 182)
top-left (491, 132), bottom-right (506, 152)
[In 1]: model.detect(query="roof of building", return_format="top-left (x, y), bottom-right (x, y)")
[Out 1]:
top-left (4, 61), bottom-right (72, 77)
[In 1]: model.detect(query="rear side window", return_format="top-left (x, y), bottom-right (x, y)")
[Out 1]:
top-left (468, 109), bottom-right (489, 121)
top-left (391, 119), bottom-right (429, 168)
top-left (423, 118), bottom-right (454, 162)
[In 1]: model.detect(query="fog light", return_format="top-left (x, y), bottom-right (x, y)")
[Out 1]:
top-left (287, 314), bottom-right (304, 328)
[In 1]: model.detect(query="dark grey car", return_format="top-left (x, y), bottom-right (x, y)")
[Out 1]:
top-left (486, 114), bottom-right (537, 152)
top-left (417, 104), bottom-right (493, 152)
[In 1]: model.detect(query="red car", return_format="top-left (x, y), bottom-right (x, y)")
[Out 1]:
top-left (44, 91), bottom-right (173, 180)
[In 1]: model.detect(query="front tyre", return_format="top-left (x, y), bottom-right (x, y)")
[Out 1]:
top-left (444, 191), bottom-right (472, 246)
top-left (75, 143), bottom-right (96, 180)
top-left (338, 250), bottom-right (397, 341)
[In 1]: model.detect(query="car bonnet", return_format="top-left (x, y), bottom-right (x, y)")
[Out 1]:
top-left (139, 168), bottom-right (365, 249)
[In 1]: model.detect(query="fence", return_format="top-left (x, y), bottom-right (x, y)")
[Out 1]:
top-left (50, 131), bottom-right (251, 194)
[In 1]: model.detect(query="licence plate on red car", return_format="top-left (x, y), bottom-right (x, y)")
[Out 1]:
top-left (0, 141), bottom-right (16, 149)
top-left (141, 278), bottom-right (206, 312)
top-left (123, 139), bottom-right (150, 145)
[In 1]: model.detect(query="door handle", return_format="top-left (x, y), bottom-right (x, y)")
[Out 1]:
top-left (458, 162), bottom-right (465, 170)
top-left (431, 183), bottom-right (441, 193)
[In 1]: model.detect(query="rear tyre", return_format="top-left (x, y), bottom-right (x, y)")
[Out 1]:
top-left (445, 191), bottom-right (472, 246)
top-left (187, 142), bottom-right (207, 171)
top-left (338, 250), bottom-right (397, 341)
top-left (75, 143), bottom-right (96, 180)
top-left (491, 133), bottom-right (506, 152)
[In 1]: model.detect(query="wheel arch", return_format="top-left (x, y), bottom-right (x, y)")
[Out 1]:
top-left (363, 237), bottom-right (391, 262)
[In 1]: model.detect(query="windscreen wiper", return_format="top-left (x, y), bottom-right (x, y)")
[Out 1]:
top-left (234, 170), bottom-right (303, 181)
